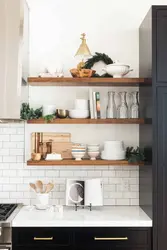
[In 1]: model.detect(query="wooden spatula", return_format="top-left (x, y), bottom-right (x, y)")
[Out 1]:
top-left (36, 180), bottom-right (43, 193)
top-left (45, 183), bottom-right (54, 193)
top-left (29, 183), bottom-right (37, 192)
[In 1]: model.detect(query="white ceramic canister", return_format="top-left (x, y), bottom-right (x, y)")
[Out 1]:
top-left (74, 99), bottom-right (88, 110)
top-left (43, 105), bottom-right (56, 116)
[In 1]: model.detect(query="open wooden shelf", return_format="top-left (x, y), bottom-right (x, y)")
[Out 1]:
top-left (27, 118), bottom-right (151, 124)
top-left (28, 77), bottom-right (151, 87)
top-left (27, 159), bottom-right (144, 166)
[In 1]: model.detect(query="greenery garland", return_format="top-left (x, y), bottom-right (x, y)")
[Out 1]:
top-left (83, 52), bottom-right (113, 77)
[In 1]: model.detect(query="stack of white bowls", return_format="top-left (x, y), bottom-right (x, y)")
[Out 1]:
top-left (69, 99), bottom-right (89, 119)
top-left (72, 144), bottom-right (86, 161)
top-left (101, 141), bottom-right (125, 160)
top-left (87, 144), bottom-right (100, 160)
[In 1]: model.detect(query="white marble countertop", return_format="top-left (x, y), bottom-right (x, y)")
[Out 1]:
top-left (12, 206), bottom-right (152, 227)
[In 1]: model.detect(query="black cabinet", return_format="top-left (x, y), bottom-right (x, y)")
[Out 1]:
top-left (155, 87), bottom-right (167, 249)
top-left (12, 227), bottom-right (152, 250)
top-left (156, 9), bottom-right (167, 83)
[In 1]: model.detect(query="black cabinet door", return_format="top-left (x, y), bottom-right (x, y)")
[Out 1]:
top-left (156, 9), bottom-right (167, 83)
top-left (156, 87), bottom-right (167, 249)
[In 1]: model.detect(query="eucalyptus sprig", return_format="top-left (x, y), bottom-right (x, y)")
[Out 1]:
top-left (20, 103), bottom-right (43, 120)
top-left (43, 114), bottom-right (56, 123)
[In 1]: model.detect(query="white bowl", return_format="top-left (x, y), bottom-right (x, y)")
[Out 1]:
top-left (101, 150), bottom-right (125, 160)
top-left (102, 61), bottom-right (133, 78)
top-left (88, 151), bottom-right (100, 160)
top-left (69, 109), bottom-right (89, 119)
top-left (88, 147), bottom-right (100, 152)
top-left (72, 151), bottom-right (85, 161)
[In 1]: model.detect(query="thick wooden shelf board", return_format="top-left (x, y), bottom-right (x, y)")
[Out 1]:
top-left (27, 159), bottom-right (144, 166)
top-left (27, 118), bottom-right (150, 124)
top-left (28, 77), bottom-right (151, 86)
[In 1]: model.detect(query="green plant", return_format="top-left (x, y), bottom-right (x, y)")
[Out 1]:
top-left (20, 103), bottom-right (43, 120)
top-left (126, 147), bottom-right (145, 163)
top-left (43, 114), bottom-right (55, 123)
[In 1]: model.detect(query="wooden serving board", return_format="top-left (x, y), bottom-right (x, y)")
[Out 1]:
top-left (31, 132), bottom-right (71, 155)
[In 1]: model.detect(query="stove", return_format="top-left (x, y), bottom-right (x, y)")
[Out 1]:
top-left (0, 204), bottom-right (18, 221)
top-left (0, 204), bottom-right (21, 250)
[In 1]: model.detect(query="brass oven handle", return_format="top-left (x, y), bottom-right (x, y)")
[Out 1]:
top-left (34, 237), bottom-right (53, 241)
top-left (94, 237), bottom-right (128, 241)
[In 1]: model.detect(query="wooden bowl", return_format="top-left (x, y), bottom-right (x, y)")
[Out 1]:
top-left (70, 69), bottom-right (80, 78)
top-left (79, 69), bottom-right (96, 78)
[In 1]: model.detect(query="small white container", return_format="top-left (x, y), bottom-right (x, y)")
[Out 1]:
top-left (75, 99), bottom-right (88, 110)
top-left (36, 193), bottom-right (49, 206)
top-left (43, 105), bottom-right (56, 116)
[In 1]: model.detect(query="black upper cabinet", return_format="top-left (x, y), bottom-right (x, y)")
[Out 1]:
top-left (155, 8), bottom-right (167, 83)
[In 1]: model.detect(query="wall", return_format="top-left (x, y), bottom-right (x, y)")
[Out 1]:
top-left (27, 0), bottom-right (166, 77)
top-left (0, 123), bottom-right (139, 206)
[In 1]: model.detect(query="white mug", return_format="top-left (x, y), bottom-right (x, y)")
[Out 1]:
top-left (43, 105), bottom-right (56, 116)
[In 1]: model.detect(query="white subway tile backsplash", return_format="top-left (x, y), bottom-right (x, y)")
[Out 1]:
top-left (88, 171), bottom-right (102, 177)
top-left (10, 149), bottom-right (24, 156)
top-left (130, 199), bottom-right (139, 205)
top-left (10, 177), bottom-right (23, 184)
top-left (10, 163), bottom-right (24, 169)
top-left (3, 156), bottom-right (16, 163)
top-left (0, 135), bottom-right (10, 141)
top-left (2, 184), bottom-right (17, 191)
top-left (10, 192), bottom-right (24, 199)
top-left (116, 199), bottom-right (130, 205)
top-left (60, 171), bottom-right (74, 177)
top-left (3, 128), bottom-right (17, 134)
top-left (116, 170), bottom-right (130, 177)
top-left (11, 135), bottom-right (24, 142)
top-left (0, 192), bottom-right (10, 198)
top-left (0, 123), bottom-right (139, 206)
top-left (46, 170), bottom-right (59, 177)
top-left (16, 156), bottom-right (24, 162)
top-left (3, 170), bottom-right (17, 177)
top-left (3, 142), bottom-right (17, 148)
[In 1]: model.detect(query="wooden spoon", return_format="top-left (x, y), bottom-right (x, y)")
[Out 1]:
top-left (29, 183), bottom-right (37, 192)
top-left (36, 180), bottom-right (43, 193)
top-left (45, 183), bottom-right (54, 193)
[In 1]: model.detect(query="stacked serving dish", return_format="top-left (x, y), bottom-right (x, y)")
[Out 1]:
top-left (101, 141), bottom-right (125, 160)
top-left (87, 144), bottom-right (100, 160)
top-left (72, 144), bottom-right (86, 160)
top-left (69, 99), bottom-right (89, 119)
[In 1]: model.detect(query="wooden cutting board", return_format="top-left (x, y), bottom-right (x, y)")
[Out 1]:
top-left (31, 132), bottom-right (72, 158)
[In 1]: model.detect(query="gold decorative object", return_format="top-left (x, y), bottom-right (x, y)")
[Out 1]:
top-left (75, 33), bottom-right (92, 70)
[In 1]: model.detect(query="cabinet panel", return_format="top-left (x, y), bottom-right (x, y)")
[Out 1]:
top-left (157, 87), bottom-right (167, 249)
top-left (12, 227), bottom-right (72, 247)
top-left (156, 9), bottom-right (167, 83)
top-left (74, 228), bottom-right (150, 248)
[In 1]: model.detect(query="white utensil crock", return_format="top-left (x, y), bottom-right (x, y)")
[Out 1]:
top-left (36, 193), bottom-right (49, 206)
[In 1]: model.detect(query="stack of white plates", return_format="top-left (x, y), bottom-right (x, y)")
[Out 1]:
top-left (101, 141), bottom-right (125, 160)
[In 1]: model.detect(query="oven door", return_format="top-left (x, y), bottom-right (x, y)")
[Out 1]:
top-left (0, 227), bottom-right (11, 250)
top-left (0, 244), bottom-right (11, 250)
